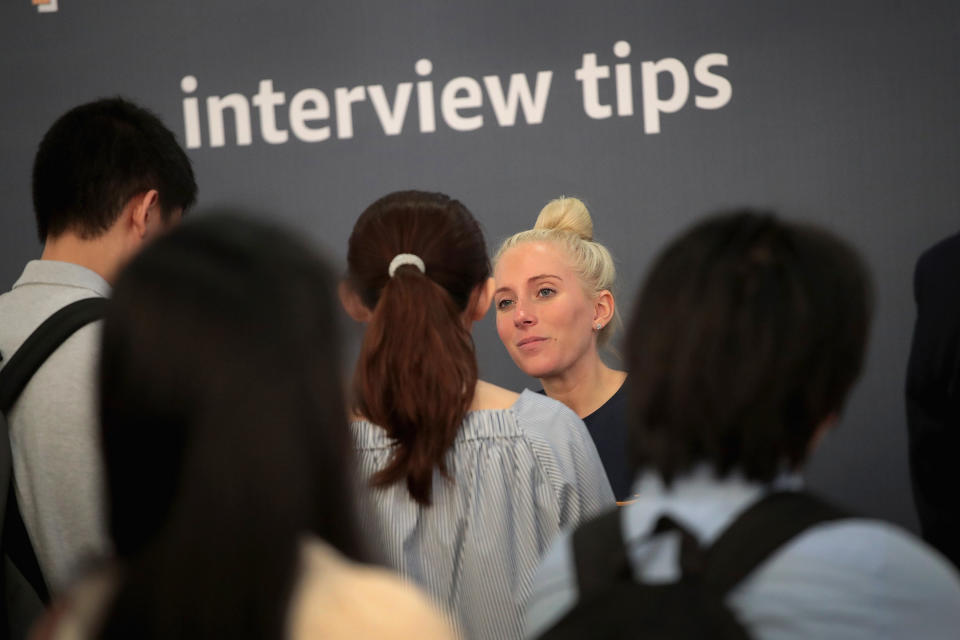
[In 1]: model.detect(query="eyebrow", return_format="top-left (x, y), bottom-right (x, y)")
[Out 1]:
top-left (529, 274), bottom-right (562, 282)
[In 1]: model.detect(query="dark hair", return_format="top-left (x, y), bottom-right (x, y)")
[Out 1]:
top-left (627, 210), bottom-right (873, 484)
top-left (97, 213), bottom-right (360, 639)
top-left (32, 97), bottom-right (197, 242)
top-left (347, 191), bottom-right (490, 506)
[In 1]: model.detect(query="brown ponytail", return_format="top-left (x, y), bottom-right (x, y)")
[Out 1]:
top-left (347, 191), bottom-right (490, 505)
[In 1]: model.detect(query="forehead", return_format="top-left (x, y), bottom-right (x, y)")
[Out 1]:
top-left (495, 241), bottom-right (575, 284)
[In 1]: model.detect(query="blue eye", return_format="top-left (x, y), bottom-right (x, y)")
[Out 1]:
top-left (537, 287), bottom-right (556, 298)
top-left (496, 299), bottom-right (515, 311)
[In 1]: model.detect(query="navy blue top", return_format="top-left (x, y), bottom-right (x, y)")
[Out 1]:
top-left (540, 381), bottom-right (634, 500)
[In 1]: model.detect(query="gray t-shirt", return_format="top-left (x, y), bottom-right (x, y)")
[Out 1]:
top-left (0, 260), bottom-right (111, 592)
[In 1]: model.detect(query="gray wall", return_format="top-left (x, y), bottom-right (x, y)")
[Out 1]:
top-left (3, 0), bottom-right (959, 530)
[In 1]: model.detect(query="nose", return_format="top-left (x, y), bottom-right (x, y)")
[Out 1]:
top-left (514, 302), bottom-right (537, 327)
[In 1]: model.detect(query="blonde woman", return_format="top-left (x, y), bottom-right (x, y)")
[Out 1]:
top-left (494, 197), bottom-right (631, 499)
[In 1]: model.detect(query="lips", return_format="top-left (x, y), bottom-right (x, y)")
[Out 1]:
top-left (516, 336), bottom-right (548, 350)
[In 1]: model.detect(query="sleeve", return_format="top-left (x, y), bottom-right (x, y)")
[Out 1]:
top-left (729, 520), bottom-right (960, 640)
top-left (519, 393), bottom-right (615, 528)
top-left (522, 531), bottom-right (579, 639)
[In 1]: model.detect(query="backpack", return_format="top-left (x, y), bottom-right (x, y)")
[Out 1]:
top-left (538, 490), bottom-right (848, 639)
top-left (0, 297), bottom-right (108, 639)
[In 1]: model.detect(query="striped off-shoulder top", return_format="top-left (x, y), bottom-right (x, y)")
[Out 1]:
top-left (351, 389), bottom-right (614, 640)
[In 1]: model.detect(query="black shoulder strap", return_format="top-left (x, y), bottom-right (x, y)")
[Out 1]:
top-left (701, 491), bottom-right (849, 596)
top-left (0, 296), bottom-right (108, 605)
top-left (0, 297), bottom-right (108, 411)
top-left (571, 508), bottom-right (630, 597)
top-left (572, 508), bottom-right (716, 597)
top-left (572, 490), bottom-right (849, 602)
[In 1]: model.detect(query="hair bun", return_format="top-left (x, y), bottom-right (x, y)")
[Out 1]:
top-left (533, 196), bottom-right (593, 241)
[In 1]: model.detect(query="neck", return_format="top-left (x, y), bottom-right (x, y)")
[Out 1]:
top-left (41, 231), bottom-right (126, 284)
top-left (540, 350), bottom-right (626, 418)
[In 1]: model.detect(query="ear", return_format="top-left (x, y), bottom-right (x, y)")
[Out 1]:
top-left (128, 190), bottom-right (160, 239)
top-left (592, 289), bottom-right (615, 329)
top-left (339, 280), bottom-right (373, 323)
top-left (468, 277), bottom-right (496, 323)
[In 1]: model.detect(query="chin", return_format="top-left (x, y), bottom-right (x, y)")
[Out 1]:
top-left (508, 346), bottom-right (563, 380)
top-left (516, 359), bottom-right (560, 380)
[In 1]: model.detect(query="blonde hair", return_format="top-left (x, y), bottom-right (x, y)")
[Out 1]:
top-left (495, 196), bottom-right (618, 345)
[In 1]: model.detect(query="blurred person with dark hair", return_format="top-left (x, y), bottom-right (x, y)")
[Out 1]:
top-left (907, 230), bottom-right (960, 569)
top-left (33, 214), bottom-right (453, 640)
top-left (341, 191), bottom-right (613, 639)
top-left (525, 211), bottom-right (960, 639)
top-left (0, 97), bottom-right (197, 595)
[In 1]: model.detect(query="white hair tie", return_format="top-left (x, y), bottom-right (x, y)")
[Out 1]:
top-left (388, 253), bottom-right (426, 277)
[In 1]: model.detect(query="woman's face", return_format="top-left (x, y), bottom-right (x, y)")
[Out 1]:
top-left (494, 241), bottom-right (598, 380)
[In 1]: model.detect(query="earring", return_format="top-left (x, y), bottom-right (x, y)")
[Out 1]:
top-left (595, 322), bottom-right (603, 331)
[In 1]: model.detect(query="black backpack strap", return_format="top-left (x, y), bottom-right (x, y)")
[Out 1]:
top-left (701, 491), bottom-right (849, 597)
top-left (571, 508), bottom-right (631, 598)
top-left (0, 297), bottom-right (109, 411)
top-left (0, 296), bottom-right (108, 605)
top-left (572, 506), bottom-right (753, 598)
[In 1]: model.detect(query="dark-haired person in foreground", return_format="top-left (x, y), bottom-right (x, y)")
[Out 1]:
top-left (34, 215), bottom-right (453, 639)
top-left (0, 98), bottom-right (196, 593)
top-left (342, 191), bottom-right (613, 639)
top-left (907, 230), bottom-right (960, 569)
top-left (524, 212), bottom-right (960, 639)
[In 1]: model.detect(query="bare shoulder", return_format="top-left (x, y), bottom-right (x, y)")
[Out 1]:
top-left (471, 380), bottom-right (521, 411)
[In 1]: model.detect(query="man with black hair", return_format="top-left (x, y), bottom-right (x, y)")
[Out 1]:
top-left (524, 212), bottom-right (960, 639)
top-left (0, 97), bottom-right (196, 592)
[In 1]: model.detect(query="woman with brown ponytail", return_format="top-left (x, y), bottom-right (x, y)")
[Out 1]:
top-left (341, 191), bottom-right (613, 640)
